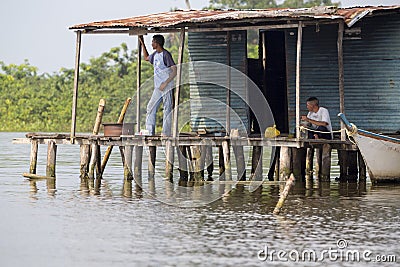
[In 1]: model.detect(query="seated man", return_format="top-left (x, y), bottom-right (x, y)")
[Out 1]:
top-left (301, 97), bottom-right (333, 140)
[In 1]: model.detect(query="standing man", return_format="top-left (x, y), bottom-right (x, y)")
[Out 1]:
top-left (139, 34), bottom-right (177, 136)
top-left (301, 97), bottom-right (333, 140)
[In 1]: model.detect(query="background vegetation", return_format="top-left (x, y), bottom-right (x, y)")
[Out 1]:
top-left (0, 0), bottom-right (339, 132)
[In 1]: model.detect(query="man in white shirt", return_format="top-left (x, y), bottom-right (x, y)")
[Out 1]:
top-left (301, 97), bottom-right (333, 140)
top-left (139, 34), bottom-right (177, 136)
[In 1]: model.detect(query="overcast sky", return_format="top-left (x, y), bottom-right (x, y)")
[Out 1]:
top-left (1, 0), bottom-right (399, 73)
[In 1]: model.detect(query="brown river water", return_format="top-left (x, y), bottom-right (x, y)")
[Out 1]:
top-left (1, 132), bottom-right (399, 266)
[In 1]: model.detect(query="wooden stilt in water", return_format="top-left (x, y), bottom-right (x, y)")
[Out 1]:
top-left (124, 146), bottom-right (133, 180)
top-left (134, 146), bottom-right (143, 185)
top-left (251, 146), bottom-right (263, 181)
top-left (338, 150), bottom-right (358, 181)
top-left (29, 139), bottom-right (38, 174)
top-left (319, 144), bottom-right (331, 182)
top-left (177, 146), bottom-right (188, 183)
top-left (218, 145), bottom-right (225, 180)
top-left (222, 140), bottom-right (231, 181)
top-left (305, 148), bottom-right (314, 176)
top-left (80, 144), bottom-right (90, 179)
top-left (46, 141), bottom-right (57, 178)
top-left (190, 145), bottom-right (203, 183)
top-left (273, 173), bottom-right (295, 215)
top-left (279, 146), bottom-right (291, 181)
top-left (292, 148), bottom-right (305, 181)
top-left (233, 145), bottom-right (246, 181)
top-left (148, 146), bottom-right (156, 179)
top-left (358, 151), bottom-right (367, 181)
top-left (165, 140), bottom-right (174, 183)
top-left (274, 147), bottom-right (280, 181)
top-left (205, 145), bottom-right (214, 181)
top-left (89, 99), bottom-right (105, 179)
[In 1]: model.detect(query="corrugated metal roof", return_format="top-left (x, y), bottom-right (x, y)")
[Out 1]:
top-left (69, 6), bottom-right (400, 31)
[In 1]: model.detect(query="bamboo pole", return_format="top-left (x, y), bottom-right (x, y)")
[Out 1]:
top-left (273, 173), bottom-right (295, 215)
top-left (295, 22), bottom-right (303, 139)
top-left (100, 98), bottom-right (131, 174)
top-left (29, 139), bottom-right (38, 174)
top-left (46, 141), bottom-right (57, 178)
top-left (70, 30), bottom-right (82, 143)
top-left (89, 99), bottom-right (105, 179)
top-left (172, 28), bottom-right (186, 138)
top-left (337, 21), bottom-right (346, 141)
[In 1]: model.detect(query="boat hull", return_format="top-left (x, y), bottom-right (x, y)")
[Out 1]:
top-left (353, 131), bottom-right (400, 182)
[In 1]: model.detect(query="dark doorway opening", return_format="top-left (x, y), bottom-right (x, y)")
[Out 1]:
top-left (261, 30), bottom-right (288, 133)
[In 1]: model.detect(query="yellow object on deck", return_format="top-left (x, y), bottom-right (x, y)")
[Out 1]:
top-left (265, 125), bottom-right (280, 138)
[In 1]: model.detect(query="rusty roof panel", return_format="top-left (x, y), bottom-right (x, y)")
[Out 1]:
top-left (69, 6), bottom-right (400, 30)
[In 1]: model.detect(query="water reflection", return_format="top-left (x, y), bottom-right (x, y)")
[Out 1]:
top-left (28, 177), bottom-right (56, 198)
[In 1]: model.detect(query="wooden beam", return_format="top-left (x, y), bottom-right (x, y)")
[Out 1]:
top-left (70, 31), bottom-right (82, 143)
top-left (295, 22), bottom-right (303, 139)
top-left (337, 21), bottom-right (346, 141)
top-left (172, 28), bottom-right (186, 138)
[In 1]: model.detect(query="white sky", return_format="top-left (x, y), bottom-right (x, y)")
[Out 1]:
top-left (0, 0), bottom-right (399, 73)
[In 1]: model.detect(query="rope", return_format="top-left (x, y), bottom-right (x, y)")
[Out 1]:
top-left (299, 125), bottom-right (345, 134)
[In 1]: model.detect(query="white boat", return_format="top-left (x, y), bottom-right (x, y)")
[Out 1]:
top-left (338, 113), bottom-right (400, 183)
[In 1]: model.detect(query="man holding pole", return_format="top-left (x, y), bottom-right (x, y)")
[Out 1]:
top-left (138, 34), bottom-right (177, 136)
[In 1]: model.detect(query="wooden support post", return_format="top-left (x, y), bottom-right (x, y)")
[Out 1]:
top-left (134, 146), bottom-right (143, 184)
top-left (165, 140), bottom-right (174, 183)
top-left (186, 146), bottom-right (194, 182)
top-left (358, 151), bottom-right (367, 181)
top-left (148, 146), bottom-right (156, 179)
top-left (273, 173), bottom-right (295, 215)
top-left (29, 139), bottom-right (38, 174)
top-left (295, 22), bottom-right (303, 139)
top-left (347, 151), bottom-right (359, 181)
top-left (89, 99), bottom-right (105, 179)
top-left (251, 146), bottom-right (263, 181)
top-left (222, 140), bottom-right (231, 181)
top-left (305, 148), bottom-right (314, 176)
top-left (172, 28), bottom-right (186, 138)
top-left (218, 145), bottom-right (225, 180)
top-left (319, 144), bottom-right (332, 182)
top-left (124, 146), bottom-right (133, 180)
top-left (205, 145), bottom-right (214, 181)
top-left (190, 146), bottom-right (203, 183)
top-left (70, 30), bottom-right (82, 143)
top-left (177, 146), bottom-right (188, 182)
top-left (274, 147), bottom-right (280, 181)
top-left (315, 147), bottom-right (322, 181)
top-left (279, 146), bottom-right (291, 181)
top-left (337, 21), bottom-right (346, 141)
top-left (136, 37), bottom-right (142, 133)
top-left (46, 141), bottom-right (57, 178)
top-left (233, 145), bottom-right (246, 181)
top-left (80, 144), bottom-right (90, 179)
top-left (292, 148), bottom-right (305, 181)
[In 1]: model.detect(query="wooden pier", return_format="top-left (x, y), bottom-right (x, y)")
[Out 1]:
top-left (15, 132), bottom-right (363, 186)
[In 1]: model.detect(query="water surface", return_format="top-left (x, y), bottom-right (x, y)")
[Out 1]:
top-left (1, 132), bottom-right (399, 266)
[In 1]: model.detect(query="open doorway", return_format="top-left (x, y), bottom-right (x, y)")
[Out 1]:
top-left (260, 30), bottom-right (289, 133)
